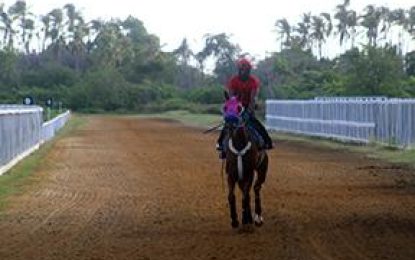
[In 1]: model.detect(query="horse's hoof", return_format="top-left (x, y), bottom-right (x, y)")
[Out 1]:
top-left (254, 214), bottom-right (263, 227)
top-left (231, 220), bottom-right (239, 229)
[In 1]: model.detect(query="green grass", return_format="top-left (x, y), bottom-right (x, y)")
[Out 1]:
top-left (137, 110), bottom-right (222, 129)
top-left (0, 115), bottom-right (85, 211)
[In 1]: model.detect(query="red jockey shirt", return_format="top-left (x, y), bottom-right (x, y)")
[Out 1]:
top-left (227, 75), bottom-right (260, 107)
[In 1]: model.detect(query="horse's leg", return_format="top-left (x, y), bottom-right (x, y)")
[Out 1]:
top-left (227, 175), bottom-right (239, 228)
top-left (240, 177), bottom-right (254, 225)
top-left (254, 153), bottom-right (268, 226)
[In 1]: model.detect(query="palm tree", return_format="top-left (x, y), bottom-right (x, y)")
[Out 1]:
top-left (64, 3), bottom-right (77, 42)
top-left (360, 5), bottom-right (382, 47)
top-left (40, 15), bottom-right (51, 51)
top-left (407, 7), bottom-right (415, 39)
top-left (321, 12), bottom-right (333, 37)
top-left (8, 0), bottom-right (35, 52)
top-left (173, 38), bottom-right (193, 66)
top-left (71, 14), bottom-right (88, 71)
top-left (294, 13), bottom-right (312, 50)
top-left (310, 16), bottom-right (326, 58)
top-left (389, 8), bottom-right (406, 52)
top-left (294, 22), bottom-right (309, 50)
top-left (275, 18), bottom-right (291, 49)
top-left (3, 2), bottom-right (23, 50)
top-left (378, 7), bottom-right (391, 47)
top-left (347, 10), bottom-right (358, 48)
top-left (48, 8), bottom-right (64, 44)
top-left (23, 17), bottom-right (34, 53)
top-left (195, 51), bottom-right (207, 73)
top-left (173, 38), bottom-right (195, 89)
top-left (87, 19), bottom-right (103, 53)
top-left (0, 3), bottom-right (6, 48)
top-left (7, 0), bottom-right (25, 48)
top-left (334, 0), bottom-right (351, 48)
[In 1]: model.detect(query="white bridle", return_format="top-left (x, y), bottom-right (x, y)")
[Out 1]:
top-left (228, 139), bottom-right (252, 181)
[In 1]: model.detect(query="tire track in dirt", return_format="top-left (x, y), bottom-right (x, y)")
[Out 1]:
top-left (0, 116), bottom-right (415, 260)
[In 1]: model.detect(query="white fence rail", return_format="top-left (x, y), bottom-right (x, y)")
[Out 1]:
top-left (266, 99), bottom-right (415, 148)
top-left (42, 111), bottom-right (71, 142)
top-left (0, 106), bottom-right (70, 175)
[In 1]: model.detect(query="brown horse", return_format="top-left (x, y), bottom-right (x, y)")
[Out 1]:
top-left (222, 95), bottom-right (268, 229)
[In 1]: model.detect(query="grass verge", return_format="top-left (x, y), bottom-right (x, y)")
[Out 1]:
top-left (271, 132), bottom-right (415, 168)
top-left (0, 115), bottom-right (85, 211)
top-left (136, 110), bottom-right (222, 129)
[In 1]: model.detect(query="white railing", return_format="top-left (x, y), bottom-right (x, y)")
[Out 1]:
top-left (42, 111), bottom-right (71, 142)
top-left (266, 99), bottom-right (415, 148)
top-left (0, 106), bottom-right (70, 175)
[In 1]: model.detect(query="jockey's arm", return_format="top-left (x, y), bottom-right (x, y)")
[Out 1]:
top-left (248, 88), bottom-right (258, 112)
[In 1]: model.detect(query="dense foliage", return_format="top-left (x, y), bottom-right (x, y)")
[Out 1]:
top-left (0, 0), bottom-right (414, 113)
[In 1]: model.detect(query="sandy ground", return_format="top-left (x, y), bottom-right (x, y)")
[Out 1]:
top-left (0, 116), bottom-right (415, 260)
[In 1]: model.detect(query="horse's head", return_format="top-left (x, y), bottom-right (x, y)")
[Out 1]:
top-left (223, 92), bottom-right (243, 128)
top-left (223, 92), bottom-right (249, 147)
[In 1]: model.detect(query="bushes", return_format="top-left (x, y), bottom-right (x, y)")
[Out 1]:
top-left (20, 63), bottom-right (78, 88)
top-left (184, 85), bottom-right (225, 104)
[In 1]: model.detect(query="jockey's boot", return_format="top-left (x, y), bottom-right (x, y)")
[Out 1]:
top-left (216, 143), bottom-right (226, 159)
top-left (216, 143), bottom-right (222, 151)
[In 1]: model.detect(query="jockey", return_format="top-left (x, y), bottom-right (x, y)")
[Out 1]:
top-left (216, 58), bottom-right (274, 158)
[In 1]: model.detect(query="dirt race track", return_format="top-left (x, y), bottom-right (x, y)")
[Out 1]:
top-left (1, 116), bottom-right (415, 260)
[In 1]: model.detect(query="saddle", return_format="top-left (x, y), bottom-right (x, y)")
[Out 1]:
top-left (241, 111), bottom-right (265, 150)
top-left (221, 114), bottom-right (265, 152)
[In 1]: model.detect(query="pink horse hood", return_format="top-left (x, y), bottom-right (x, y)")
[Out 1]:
top-left (223, 96), bottom-right (242, 117)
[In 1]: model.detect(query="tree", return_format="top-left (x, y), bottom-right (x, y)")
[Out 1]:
top-left (0, 3), bottom-right (7, 47)
top-left (122, 16), bottom-right (148, 45)
top-left (48, 8), bottom-right (63, 44)
top-left (310, 14), bottom-right (331, 59)
top-left (360, 5), bottom-right (382, 47)
top-left (22, 17), bottom-right (34, 53)
top-left (198, 33), bottom-right (241, 84)
top-left (275, 18), bottom-right (291, 49)
top-left (172, 38), bottom-right (195, 89)
top-left (339, 46), bottom-right (405, 95)
top-left (91, 21), bottom-right (128, 68)
top-left (389, 8), bottom-right (406, 53)
top-left (86, 19), bottom-right (103, 53)
top-left (1, 4), bottom-right (16, 49)
top-left (40, 14), bottom-right (50, 51)
top-left (294, 13), bottom-right (312, 50)
top-left (70, 14), bottom-right (88, 71)
top-left (63, 3), bottom-right (77, 42)
top-left (334, 0), bottom-right (351, 48)
top-left (173, 38), bottom-right (193, 66)
top-left (8, 0), bottom-right (27, 49)
top-left (405, 51), bottom-right (415, 76)
top-left (407, 7), bottom-right (415, 39)
top-left (347, 10), bottom-right (358, 48)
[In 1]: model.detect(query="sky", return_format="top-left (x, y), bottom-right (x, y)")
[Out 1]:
top-left (2, 0), bottom-right (415, 59)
